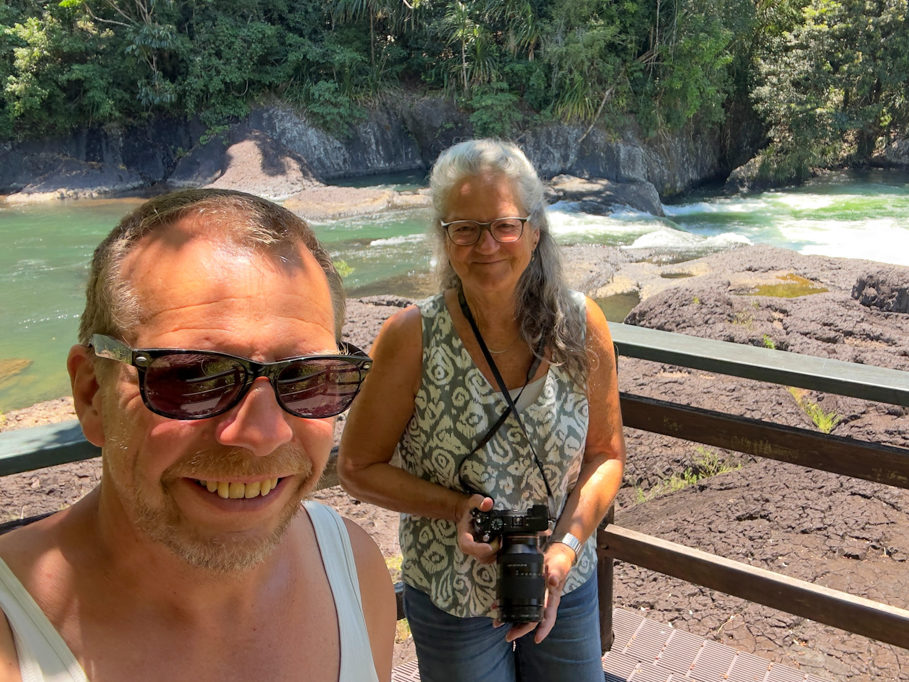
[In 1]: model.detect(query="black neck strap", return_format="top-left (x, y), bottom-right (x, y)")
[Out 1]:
top-left (457, 289), bottom-right (555, 512)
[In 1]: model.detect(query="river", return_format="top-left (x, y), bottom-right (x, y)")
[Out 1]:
top-left (1, 169), bottom-right (907, 413)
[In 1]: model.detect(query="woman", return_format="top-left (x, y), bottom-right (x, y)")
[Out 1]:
top-left (338, 139), bottom-right (625, 681)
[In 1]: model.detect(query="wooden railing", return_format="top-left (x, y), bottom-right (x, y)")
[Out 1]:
top-left (2, 323), bottom-right (908, 654)
top-left (599, 322), bottom-right (909, 651)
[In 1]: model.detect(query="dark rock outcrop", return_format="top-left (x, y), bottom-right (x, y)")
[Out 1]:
top-left (882, 137), bottom-right (909, 166)
top-left (851, 268), bottom-right (909, 313)
top-left (246, 104), bottom-right (426, 181)
top-left (2, 96), bottom-right (724, 209)
top-left (0, 118), bottom-right (204, 200)
top-left (620, 246), bottom-right (909, 370)
top-left (547, 174), bottom-right (664, 216)
top-left (521, 121), bottom-right (722, 198)
top-left (724, 155), bottom-right (768, 193)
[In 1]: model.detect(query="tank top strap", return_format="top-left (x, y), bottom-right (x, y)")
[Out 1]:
top-left (0, 557), bottom-right (88, 682)
top-left (303, 501), bottom-right (379, 682)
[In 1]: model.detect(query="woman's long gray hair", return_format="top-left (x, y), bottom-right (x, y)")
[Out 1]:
top-left (430, 139), bottom-right (588, 378)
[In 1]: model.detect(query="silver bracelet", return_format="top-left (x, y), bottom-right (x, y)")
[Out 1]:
top-left (554, 532), bottom-right (583, 563)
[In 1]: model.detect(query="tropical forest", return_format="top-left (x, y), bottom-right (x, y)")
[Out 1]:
top-left (2, 0), bottom-right (908, 185)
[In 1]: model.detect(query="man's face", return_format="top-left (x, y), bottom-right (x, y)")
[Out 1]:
top-left (91, 216), bottom-right (338, 572)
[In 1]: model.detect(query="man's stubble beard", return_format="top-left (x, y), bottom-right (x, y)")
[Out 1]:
top-left (105, 434), bottom-right (318, 574)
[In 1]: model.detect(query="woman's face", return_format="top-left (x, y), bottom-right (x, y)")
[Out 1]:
top-left (443, 172), bottom-right (539, 299)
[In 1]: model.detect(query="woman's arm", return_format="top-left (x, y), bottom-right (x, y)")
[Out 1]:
top-left (549, 296), bottom-right (626, 553)
top-left (338, 306), bottom-right (492, 539)
top-left (515, 297), bottom-right (626, 643)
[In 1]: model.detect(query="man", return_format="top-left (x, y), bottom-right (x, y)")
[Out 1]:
top-left (0, 189), bottom-right (395, 681)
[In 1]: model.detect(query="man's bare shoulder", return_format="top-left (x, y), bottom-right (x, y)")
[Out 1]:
top-left (298, 504), bottom-right (388, 577)
top-left (341, 517), bottom-right (395, 682)
top-left (0, 504), bottom-right (83, 566)
top-left (0, 520), bottom-right (54, 682)
top-left (0, 502), bottom-right (94, 622)
top-left (0, 514), bottom-right (57, 569)
top-left (341, 517), bottom-right (387, 572)
top-left (0, 612), bottom-right (22, 682)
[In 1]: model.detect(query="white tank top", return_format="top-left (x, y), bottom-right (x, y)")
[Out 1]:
top-left (0, 501), bottom-right (378, 682)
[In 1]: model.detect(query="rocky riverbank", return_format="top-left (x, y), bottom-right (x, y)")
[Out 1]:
top-left (2, 244), bottom-right (907, 679)
top-left (0, 98), bottom-right (719, 216)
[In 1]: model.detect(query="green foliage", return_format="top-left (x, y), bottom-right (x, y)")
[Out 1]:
top-left (752, 0), bottom-right (909, 181)
top-left (305, 81), bottom-right (364, 138)
top-left (0, 0), bottom-right (906, 165)
top-left (541, 1), bottom-right (631, 122)
top-left (761, 334), bottom-right (776, 350)
top-left (466, 82), bottom-right (522, 138)
top-left (333, 259), bottom-right (355, 279)
top-left (787, 387), bottom-right (842, 433)
top-left (628, 2), bottom-right (726, 132)
top-left (635, 447), bottom-right (742, 503)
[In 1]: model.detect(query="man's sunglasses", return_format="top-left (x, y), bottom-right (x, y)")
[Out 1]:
top-left (90, 334), bottom-right (372, 420)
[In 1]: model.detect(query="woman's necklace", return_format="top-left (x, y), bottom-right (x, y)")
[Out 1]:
top-left (459, 289), bottom-right (520, 354)
top-left (487, 337), bottom-right (519, 354)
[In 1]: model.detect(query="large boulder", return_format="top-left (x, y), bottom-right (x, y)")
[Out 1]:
top-left (851, 268), bottom-right (909, 313)
top-left (547, 174), bottom-right (664, 216)
top-left (248, 103), bottom-right (425, 181)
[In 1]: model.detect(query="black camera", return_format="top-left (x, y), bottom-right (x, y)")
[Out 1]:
top-left (471, 504), bottom-right (549, 623)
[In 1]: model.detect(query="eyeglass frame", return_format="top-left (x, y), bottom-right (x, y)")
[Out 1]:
top-left (440, 216), bottom-right (531, 246)
top-left (89, 333), bottom-right (372, 420)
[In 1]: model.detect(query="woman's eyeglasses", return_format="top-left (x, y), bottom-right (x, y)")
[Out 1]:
top-left (441, 217), bottom-right (530, 246)
top-left (90, 334), bottom-right (372, 420)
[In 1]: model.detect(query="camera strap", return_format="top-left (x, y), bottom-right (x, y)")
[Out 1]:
top-left (456, 356), bottom-right (538, 496)
top-left (457, 289), bottom-right (555, 515)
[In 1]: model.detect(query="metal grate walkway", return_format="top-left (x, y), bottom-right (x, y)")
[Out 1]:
top-left (391, 608), bottom-right (831, 681)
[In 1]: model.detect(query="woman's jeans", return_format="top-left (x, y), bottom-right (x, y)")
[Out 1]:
top-left (403, 574), bottom-right (603, 682)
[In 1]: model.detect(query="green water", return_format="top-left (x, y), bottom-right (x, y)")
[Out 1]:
top-left (0, 199), bottom-right (147, 412)
top-left (747, 273), bottom-right (829, 298)
top-left (312, 209), bottom-right (435, 297)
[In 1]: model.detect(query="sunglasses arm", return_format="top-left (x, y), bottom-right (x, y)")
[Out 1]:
top-left (339, 341), bottom-right (370, 360)
top-left (90, 334), bottom-right (135, 364)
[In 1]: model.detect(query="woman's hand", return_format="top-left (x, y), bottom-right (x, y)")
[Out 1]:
top-left (501, 541), bottom-right (575, 643)
top-left (455, 494), bottom-right (498, 564)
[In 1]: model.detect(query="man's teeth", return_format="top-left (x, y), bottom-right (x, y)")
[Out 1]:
top-left (198, 478), bottom-right (280, 499)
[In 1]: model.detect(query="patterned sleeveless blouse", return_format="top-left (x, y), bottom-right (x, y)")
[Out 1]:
top-left (396, 291), bottom-right (595, 618)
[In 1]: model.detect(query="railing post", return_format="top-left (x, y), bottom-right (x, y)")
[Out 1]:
top-left (597, 504), bottom-right (615, 654)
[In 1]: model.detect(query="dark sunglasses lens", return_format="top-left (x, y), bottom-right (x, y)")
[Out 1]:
top-left (144, 353), bottom-right (246, 419)
top-left (276, 358), bottom-right (365, 418)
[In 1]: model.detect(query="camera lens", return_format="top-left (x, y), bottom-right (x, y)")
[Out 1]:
top-left (496, 535), bottom-right (545, 623)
